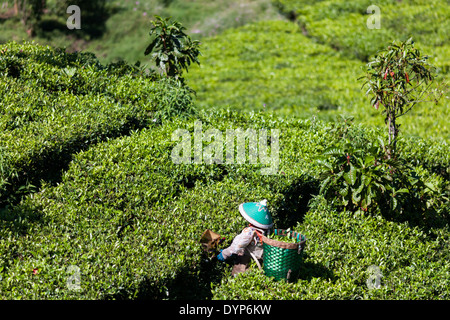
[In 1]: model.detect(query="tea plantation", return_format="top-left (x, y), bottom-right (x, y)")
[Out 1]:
top-left (187, 7), bottom-right (449, 139)
top-left (0, 0), bottom-right (449, 300)
top-left (0, 41), bottom-right (195, 208)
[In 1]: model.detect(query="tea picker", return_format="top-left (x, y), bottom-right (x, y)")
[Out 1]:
top-left (202, 199), bottom-right (307, 281)
top-left (217, 199), bottom-right (273, 276)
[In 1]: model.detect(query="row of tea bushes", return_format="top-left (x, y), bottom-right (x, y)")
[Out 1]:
top-left (274, 0), bottom-right (450, 64)
top-left (0, 41), bottom-right (195, 206)
top-left (0, 111), bottom-right (285, 298)
top-left (1, 109), bottom-right (448, 299)
top-left (212, 196), bottom-right (450, 299)
top-left (187, 20), bottom-right (367, 119)
top-left (186, 19), bottom-right (449, 140)
top-left (0, 110), bottom-right (330, 299)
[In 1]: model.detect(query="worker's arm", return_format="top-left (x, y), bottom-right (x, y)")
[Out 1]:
top-left (218, 227), bottom-right (255, 261)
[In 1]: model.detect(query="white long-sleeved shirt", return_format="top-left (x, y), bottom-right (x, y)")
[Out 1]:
top-left (221, 226), bottom-right (266, 260)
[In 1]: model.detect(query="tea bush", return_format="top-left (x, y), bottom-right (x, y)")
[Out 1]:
top-left (1, 107), bottom-right (448, 299)
top-left (187, 5), bottom-right (449, 139)
top-left (212, 196), bottom-right (450, 300)
top-left (188, 21), bottom-right (367, 119)
top-left (0, 41), bottom-right (195, 206)
top-left (274, 0), bottom-right (449, 63)
top-left (316, 136), bottom-right (449, 226)
top-left (0, 12), bottom-right (449, 299)
top-left (0, 110), bottom-right (330, 299)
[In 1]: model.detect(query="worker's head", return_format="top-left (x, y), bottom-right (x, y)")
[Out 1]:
top-left (238, 199), bottom-right (273, 230)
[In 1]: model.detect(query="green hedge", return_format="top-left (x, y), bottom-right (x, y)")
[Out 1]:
top-left (273, 0), bottom-right (449, 62)
top-left (187, 21), bottom-right (366, 118)
top-left (212, 195), bottom-right (450, 300)
top-left (0, 110), bottom-right (325, 299)
top-left (0, 41), bottom-right (195, 206)
top-left (186, 19), bottom-right (449, 140)
top-left (1, 109), bottom-right (448, 299)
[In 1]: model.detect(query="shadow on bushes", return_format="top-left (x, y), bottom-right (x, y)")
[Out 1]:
top-left (297, 256), bottom-right (335, 282)
top-left (380, 198), bottom-right (449, 232)
top-left (35, 18), bottom-right (68, 38)
top-left (0, 200), bottom-right (45, 236)
top-left (134, 259), bottom-right (227, 300)
top-left (132, 258), bottom-right (334, 299)
top-left (272, 175), bottom-right (319, 228)
top-left (0, 115), bottom-right (150, 210)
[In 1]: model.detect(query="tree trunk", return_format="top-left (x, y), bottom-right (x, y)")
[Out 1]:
top-left (387, 111), bottom-right (396, 159)
top-left (391, 115), bottom-right (396, 157)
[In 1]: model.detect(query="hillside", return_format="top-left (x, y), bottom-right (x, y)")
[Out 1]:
top-left (1, 42), bottom-right (449, 300)
top-left (2, 0), bottom-right (447, 139)
top-left (186, 1), bottom-right (449, 139)
top-left (0, 0), bottom-right (283, 62)
top-left (0, 0), bottom-right (449, 301)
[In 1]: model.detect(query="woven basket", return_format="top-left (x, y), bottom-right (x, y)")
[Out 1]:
top-left (261, 229), bottom-right (306, 282)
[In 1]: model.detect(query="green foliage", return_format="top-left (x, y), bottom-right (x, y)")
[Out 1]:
top-left (188, 21), bottom-right (365, 117)
top-left (186, 19), bottom-right (449, 139)
top-left (316, 118), bottom-right (449, 224)
top-left (267, 233), bottom-right (298, 243)
top-left (360, 38), bottom-right (447, 156)
top-left (2, 0), bottom-right (449, 140)
top-left (1, 106), bottom-right (448, 299)
top-left (0, 1), bottom-right (449, 301)
top-left (317, 137), bottom-right (397, 212)
top-left (212, 201), bottom-right (450, 299)
top-left (0, 110), bottom-right (311, 299)
top-left (274, 0), bottom-right (450, 63)
top-left (0, 41), bottom-right (195, 207)
top-left (145, 16), bottom-right (201, 80)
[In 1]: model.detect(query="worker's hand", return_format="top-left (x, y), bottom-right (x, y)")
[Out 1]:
top-left (217, 250), bottom-right (225, 262)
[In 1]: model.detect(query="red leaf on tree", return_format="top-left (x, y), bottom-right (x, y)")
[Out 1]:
top-left (374, 100), bottom-right (380, 110)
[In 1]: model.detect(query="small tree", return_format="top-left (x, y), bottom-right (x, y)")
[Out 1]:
top-left (360, 38), bottom-right (447, 158)
top-left (144, 16), bottom-right (201, 80)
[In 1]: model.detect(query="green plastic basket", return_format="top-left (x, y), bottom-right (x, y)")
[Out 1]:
top-left (261, 229), bottom-right (306, 282)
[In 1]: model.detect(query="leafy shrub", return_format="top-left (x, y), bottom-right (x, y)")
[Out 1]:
top-left (186, 18), bottom-right (449, 139)
top-left (359, 38), bottom-right (447, 157)
top-left (144, 16), bottom-right (201, 80)
top-left (0, 41), bottom-right (195, 207)
top-left (316, 119), bottom-right (449, 227)
top-left (212, 196), bottom-right (450, 300)
top-left (0, 22), bottom-right (449, 300)
top-left (398, 136), bottom-right (449, 180)
top-left (274, 0), bottom-right (450, 63)
top-left (317, 137), bottom-right (399, 212)
top-left (0, 110), bottom-right (315, 299)
top-left (187, 21), bottom-right (365, 116)
top-left (1, 107), bottom-right (448, 299)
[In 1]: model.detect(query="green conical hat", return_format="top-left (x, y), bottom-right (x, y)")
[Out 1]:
top-left (238, 199), bottom-right (273, 229)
